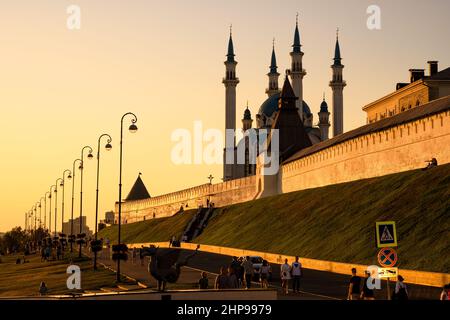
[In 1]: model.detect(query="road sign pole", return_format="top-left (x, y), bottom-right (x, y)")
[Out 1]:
top-left (387, 278), bottom-right (391, 300)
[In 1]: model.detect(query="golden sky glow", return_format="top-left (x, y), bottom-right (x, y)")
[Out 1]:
top-left (1, 0), bottom-right (449, 231)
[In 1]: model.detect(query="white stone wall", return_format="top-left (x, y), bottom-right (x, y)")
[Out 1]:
top-left (116, 175), bottom-right (258, 224)
top-left (281, 110), bottom-right (450, 193)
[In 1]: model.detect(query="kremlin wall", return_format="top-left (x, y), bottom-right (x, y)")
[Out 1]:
top-left (116, 95), bottom-right (450, 224)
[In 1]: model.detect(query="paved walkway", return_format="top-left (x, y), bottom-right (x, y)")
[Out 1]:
top-left (95, 248), bottom-right (334, 300)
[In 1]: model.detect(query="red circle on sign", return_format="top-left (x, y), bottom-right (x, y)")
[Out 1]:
top-left (377, 248), bottom-right (398, 267)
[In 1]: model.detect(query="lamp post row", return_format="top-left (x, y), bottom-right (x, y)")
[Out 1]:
top-left (25, 112), bottom-right (138, 277)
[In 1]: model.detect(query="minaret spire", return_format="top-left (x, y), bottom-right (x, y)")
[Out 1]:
top-left (290, 13), bottom-right (306, 121)
top-left (292, 12), bottom-right (301, 53)
top-left (333, 28), bottom-right (342, 66)
top-left (318, 93), bottom-right (331, 141)
top-left (266, 38), bottom-right (280, 97)
top-left (223, 26), bottom-right (239, 181)
top-left (226, 24), bottom-right (235, 63)
top-left (330, 28), bottom-right (346, 137)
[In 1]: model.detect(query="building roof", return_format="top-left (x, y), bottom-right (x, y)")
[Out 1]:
top-left (258, 92), bottom-right (311, 119)
top-left (427, 67), bottom-right (450, 80)
top-left (363, 67), bottom-right (450, 111)
top-left (268, 76), bottom-right (312, 161)
top-left (284, 95), bottom-right (450, 164)
top-left (126, 175), bottom-right (151, 201)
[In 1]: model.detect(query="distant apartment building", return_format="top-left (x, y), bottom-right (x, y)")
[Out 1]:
top-left (62, 216), bottom-right (92, 237)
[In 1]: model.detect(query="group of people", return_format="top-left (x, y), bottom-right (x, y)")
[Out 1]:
top-left (280, 257), bottom-right (303, 294)
top-left (347, 268), bottom-right (410, 300)
top-left (201, 256), bottom-right (304, 293)
top-left (40, 244), bottom-right (63, 261)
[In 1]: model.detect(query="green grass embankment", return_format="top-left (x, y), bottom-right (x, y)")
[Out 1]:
top-left (98, 165), bottom-right (450, 273)
top-left (97, 209), bottom-right (196, 243)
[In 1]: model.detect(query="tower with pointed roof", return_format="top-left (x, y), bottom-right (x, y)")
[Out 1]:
top-left (330, 29), bottom-right (346, 136)
top-left (223, 26), bottom-right (239, 181)
top-left (270, 75), bottom-right (312, 162)
top-left (318, 94), bottom-right (331, 141)
top-left (266, 40), bottom-right (280, 97)
top-left (289, 14), bottom-right (307, 122)
top-left (242, 103), bottom-right (253, 131)
top-left (126, 174), bottom-right (151, 201)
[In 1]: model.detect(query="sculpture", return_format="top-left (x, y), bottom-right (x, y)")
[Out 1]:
top-left (141, 245), bottom-right (200, 291)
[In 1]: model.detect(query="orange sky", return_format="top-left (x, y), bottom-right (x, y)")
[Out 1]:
top-left (1, 0), bottom-right (449, 231)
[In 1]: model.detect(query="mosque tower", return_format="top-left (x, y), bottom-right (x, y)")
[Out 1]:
top-left (330, 29), bottom-right (346, 136)
top-left (266, 39), bottom-right (280, 97)
top-left (222, 27), bottom-right (239, 181)
top-left (318, 94), bottom-right (331, 141)
top-left (289, 14), bottom-right (307, 121)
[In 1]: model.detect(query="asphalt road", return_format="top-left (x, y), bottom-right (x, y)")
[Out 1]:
top-left (174, 249), bottom-right (442, 300)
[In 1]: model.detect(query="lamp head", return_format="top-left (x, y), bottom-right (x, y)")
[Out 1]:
top-left (67, 174), bottom-right (72, 180)
top-left (129, 124), bottom-right (138, 133)
top-left (105, 143), bottom-right (112, 151)
top-left (87, 153), bottom-right (94, 160)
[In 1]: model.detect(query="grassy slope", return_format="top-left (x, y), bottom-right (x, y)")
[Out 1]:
top-left (97, 209), bottom-right (196, 244)
top-left (196, 165), bottom-right (450, 273)
top-left (0, 254), bottom-right (120, 297)
top-left (97, 165), bottom-right (450, 273)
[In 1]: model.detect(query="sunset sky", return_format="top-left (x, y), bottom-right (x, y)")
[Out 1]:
top-left (1, 0), bottom-right (449, 231)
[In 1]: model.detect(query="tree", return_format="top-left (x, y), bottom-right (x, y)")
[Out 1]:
top-left (1, 227), bottom-right (29, 254)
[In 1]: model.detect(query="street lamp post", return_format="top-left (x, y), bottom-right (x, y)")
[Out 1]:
top-left (116, 112), bottom-right (138, 282)
top-left (34, 202), bottom-right (39, 242)
top-left (79, 146), bottom-right (94, 258)
top-left (55, 178), bottom-right (63, 238)
top-left (60, 170), bottom-right (72, 242)
top-left (39, 197), bottom-right (45, 229)
top-left (49, 185), bottom-right (56, 237)
top-left (70, 159), bottom-right (82, 252)
top-left (44, 191), bottom-right (51, 232)
top-left (34, 205), bottom-right (37, 232)
top-left (24, 212), bottom-right (27, 232)
top-left (93, 134), bottom-right (112, 270)
top-left (29, 211), bottom-right (33, 233)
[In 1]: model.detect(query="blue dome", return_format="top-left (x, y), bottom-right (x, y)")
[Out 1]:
top-left (258, 92), bottom-right (311, 118)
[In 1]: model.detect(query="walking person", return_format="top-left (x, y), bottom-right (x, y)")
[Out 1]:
top-left (241, 256), bottom-right (254, 289)
top-left (360, 271), bottom-right (375, 300)
top-left (347, 268), bottom-right (361, 300)
top-left (39, 282), bottom-right (48, 296)
top-left (393, 275), bottom-right (408, 301)
top-left (40, 247), bottom-right (46, 262)
top-left (227, 266), bottom-right (239, 289)
top-left (215, 267), bottom-right (229, 290)
top-left (56, 245), bottom-right (62, 260)
top-left (198, 272), bottom-right (209, 289)
top-left (440, 284), bottom-right (449, 300)
top-left (291, 256), bottom-right (302, 293)
top-left (139, 246), bottom-right (145, 266)
top-left (280, 259), bottom-right (291, 295)
top-left (260, 260), bottom-right (271, 289)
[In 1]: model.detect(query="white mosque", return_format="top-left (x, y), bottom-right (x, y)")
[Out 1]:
top-left (223, 17), bottom-right (346, 181)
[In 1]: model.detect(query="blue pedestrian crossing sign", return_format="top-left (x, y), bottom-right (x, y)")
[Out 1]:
top-left (376, 221), bottom-right (398, 248)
